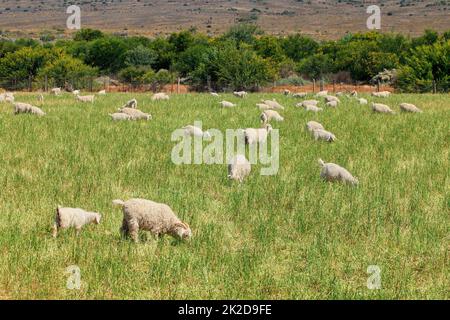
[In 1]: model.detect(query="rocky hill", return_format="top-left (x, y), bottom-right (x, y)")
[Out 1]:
top-left (0, 0), bottom-right (449, 38)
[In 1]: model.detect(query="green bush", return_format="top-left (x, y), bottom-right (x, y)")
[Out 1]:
top-left (395, 40), bottom-right (450, 92)
top-left (275, 75), bottom-right (310, 86)
top-left (118, 66), bottom-right (151, 85)
top-left (38, 54), bottom-right (98, 89)
top-left (143, 69), bottom-right (177, 92)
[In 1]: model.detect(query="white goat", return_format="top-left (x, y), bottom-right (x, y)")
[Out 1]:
top-left (51, 88), bottom-right (61, 96)
top-left (371, 103), bottom-right (395, 114)
top-left (244, 124), bottom-right (272, 145)
top-left (261, 99), bottom-right (284, 110)
top-left (358, 98), bottom-right (368, 105)
top-left (233, 91), bottom-right (247, 98)
top-left (13, 102), bottom-right (46, 116)
top-left (152, 92), bottom-right (170, 101)
top-left (220, 101), bottom-right (236, 108)
top-left (228, 155), bottom-right (251, 182)
top-left (261, 110), bottom-right (284, 124)
top-left (325, 95), bottom-right (340, 103)
top-left (118, 107), bottom-right (152, 121)
top-left (296, 100), bottom-right (319, 107)
top-left (313, 129), bottom-right (336, 142)
top-left (76, 95), bottom-right (95, 103)
top-left (52, 206), bottom-right (101, 237)
top-left (318, 159), bottom-right (358, 186)
top-left (371, 91), bottom-right (391, 98)
top-left (399, 103), bottom-right (423, 113)
top-left (326, 101), bottom-right (338, 108)
top-left (182, 125), bottom-right (211, 139)
top-left (113, 199), bottom-right (192, 242)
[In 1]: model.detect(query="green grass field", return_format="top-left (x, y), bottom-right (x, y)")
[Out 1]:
top-left (0, 92), bottom-right (448, 299)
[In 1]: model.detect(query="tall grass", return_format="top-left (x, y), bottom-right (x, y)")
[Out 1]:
top-left (0, 92), bottom-right (448, 299)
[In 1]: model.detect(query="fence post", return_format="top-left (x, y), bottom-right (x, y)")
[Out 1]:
top-left (177, 77), bottom-right (181, 94)
top-left (44, 75), bottom-right (48, 92)
top-left (377, 80), bottom-right (380, 92)
top-left (333, 80), bottom-right (336, 93)
top-left (312, 79), bottom-right (316, 93)
top-left (432, 80), bottom-right (437, 94)
top-left (28, 75), bottom-right (32, 92)
top-left (206, 75), bottom-right (211, 92)
top-left (319, 79), bottom-right (324, 92)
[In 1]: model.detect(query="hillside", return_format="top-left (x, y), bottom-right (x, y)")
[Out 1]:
top-left (0, 0), bottom-right (449, 38)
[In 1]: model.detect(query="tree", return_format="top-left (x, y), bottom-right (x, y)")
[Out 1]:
top-left (281, 34), bottom-right (319, 62)
top-left (174, 44), bottom-right (210, 77)
top-left (124, 45), bottom-right (157, 67)
top-left (213, 43), bottom-right (275, 90)
top-left (118, 66), bottom-right (150, 85)
top-left (0, 40), bottom-right (20, 59)
top-left (222, 24), bottom-right (263, 47)
top-left (149, 37), bottom-right (176, 71)
top-left (443, 31), bottom-right (450, 42)
top-left (187, 47), bottom-right (219, 90)
top-left (38, 54), bottom-right (97, 88)
top-left (412, 29), bottom-right (439, 47)
top-left (143, 69), bottom-right (176, 92)
top-left (329, 35), bottom-right (402, 81)
top-left (297, 53), bottom-right (333, 80)
top-left (254, 36), bottom-right (285, 63)
top-left (168, 31), bottom-right (195, 53)
top-left (396, 40), bottom-right (450, 92)
top-left (0, 47), bottom-right (59, 83)
top-left (84, 37), bottom-right (127, 73)
top-left (74, 29), bottom-right (104, 42)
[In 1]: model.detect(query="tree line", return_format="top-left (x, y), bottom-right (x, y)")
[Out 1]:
top-left (0, 25), bottom-right (448, 92)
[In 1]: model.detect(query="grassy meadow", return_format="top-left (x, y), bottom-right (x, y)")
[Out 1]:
top-left (0, 91), bottom-right (448, 299)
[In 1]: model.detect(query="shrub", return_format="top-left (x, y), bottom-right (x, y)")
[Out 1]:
top-left (275, 75), bottom-right (309, 86)
top-left (38, 54), bottom-right (98, 89)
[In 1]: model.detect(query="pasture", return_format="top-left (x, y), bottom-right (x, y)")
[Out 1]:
top-left (0, 92), bottom-right (448, 299)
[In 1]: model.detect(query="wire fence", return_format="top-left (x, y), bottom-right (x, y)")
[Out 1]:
top-left (0, 76), bottom-right (99, 92)
top-left (265, 80), bottom-right (393, 94)
top-left (0, 76), bottom-right (186, 93)
top-left (0, 76), bottom-right (448, 94)
top-left (266, 78), bottom-right (449, 94)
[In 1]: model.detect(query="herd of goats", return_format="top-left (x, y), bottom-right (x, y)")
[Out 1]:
top-left (0, 87), bottom-right (424, 243)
